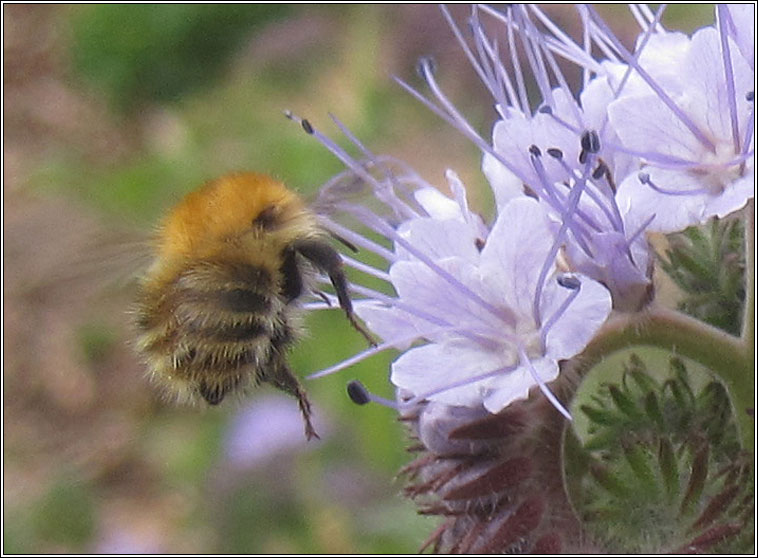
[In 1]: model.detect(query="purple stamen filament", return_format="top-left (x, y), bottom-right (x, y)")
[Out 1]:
top-left (539, 276), bottom-right (581, 351)
top-left (518, 346), bottom-right (572, 420)
top-left (585, 5), bottom-right (717, 154)
top-left (638, 173), bottom-right (714, 196)
top-left (716, 5), bottom-right (742, 155)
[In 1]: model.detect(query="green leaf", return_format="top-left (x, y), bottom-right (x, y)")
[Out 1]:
top-left (579, 404), bottom-right (622, 426)
top-left (589, 461), bottom-right (631, 499)
top-left (643, 391), bottom-right (666, 430)
top-left (657, 437), bottom-right (679, 502)
top-left (680, 443), bottom-right (710, 515)
top-left (608, 385), bottom-right (642, 420)
top-left (622, 442), bottom-right (658, 496)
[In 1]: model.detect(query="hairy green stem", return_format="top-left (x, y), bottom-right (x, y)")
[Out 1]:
top-left (741, 200), bottom-right (754, 361)
top-left (579, 305), bottom-right (753, 450)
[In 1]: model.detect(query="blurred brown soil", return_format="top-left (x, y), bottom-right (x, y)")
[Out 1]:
top-left (3, 4), bottom-right (165, 551)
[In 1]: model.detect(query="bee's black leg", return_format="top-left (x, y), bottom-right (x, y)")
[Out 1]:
top-left (279, 248), bottom-right (304, 303)
top-left (327, 230), bottom-right (359, 253)
top-left (264, 356), bottom-right (319, 441)
top-left (313, 290), bottom-right (332, 306)
top-left (292, 238), bottom-right (377, 346)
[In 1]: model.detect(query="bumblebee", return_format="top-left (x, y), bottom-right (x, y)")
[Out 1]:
top-left (134, 172), bottom-right (370, 439)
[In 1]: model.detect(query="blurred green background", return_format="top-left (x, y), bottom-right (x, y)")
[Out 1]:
top-left (3, 4), bottom-right (714, 554)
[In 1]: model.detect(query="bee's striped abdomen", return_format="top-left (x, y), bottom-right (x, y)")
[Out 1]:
top-left (135, 260), bottom-right (288, 404)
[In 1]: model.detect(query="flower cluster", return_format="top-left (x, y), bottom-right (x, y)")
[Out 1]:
top-left (299, 4), bottom-right (753, 422)
top-left (288, 4), bottom-right (754, 553)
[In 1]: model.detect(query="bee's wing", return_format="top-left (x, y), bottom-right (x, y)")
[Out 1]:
top-left (309, 154), bottom-right (436, 232)
top-left (74, 230), bottom-right (154, 290)
top-left (4, 195), bottom-right (153, 340)
top-left (300, 155), bottom-right (434, 306)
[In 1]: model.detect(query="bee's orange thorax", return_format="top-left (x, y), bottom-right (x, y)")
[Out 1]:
top-left (158, 172), bottom-right (302, 259)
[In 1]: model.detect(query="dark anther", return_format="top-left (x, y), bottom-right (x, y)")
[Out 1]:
top-left (529, 145), bottom-right (542, 157)
top-left (579, 149), bottom-right (588, 165)
top-left (538, 105), bottom-right (553, 115)
top-left (301, 119), bottom-right (314, 135)
top-left (597, 157), bottom-right (617, 192)
top-left (546, 148), bottom-right (563, 159)
top-left (474, 238), bottom-right (485, 252)
top-left (638, 171), bottom-right (651, 184)
top-left (747, 91), bottom-right (755, 102)
top-left (522, 184), bottom-right (538, 199)
top-left (592, 161), bottom-right (609, 180)
top-left (580, 130), bottom-right (601, 154)
top-left (347, 380), bottom-right (371, 405)
top-left (557, 275), bottom-right (581, 290)
top-left (416, 56), bottom-right (437, 78)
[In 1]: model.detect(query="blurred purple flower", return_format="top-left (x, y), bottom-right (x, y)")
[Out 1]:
top-left (223, 395), bottom-right (325, 469)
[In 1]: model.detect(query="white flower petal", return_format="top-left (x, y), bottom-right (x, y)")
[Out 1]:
top-left (540, 275), bottom-right (612, 360)
top-left (609, 92), bottom-right (703, 161)
top-left (414, 187), bottom-right (463, 220)
top-left (705, 171), bottom-right (754, 219)
top-left (480, 197), bottom-right (553, 316)
top-left (445, 170), bottom-right (471, 221)
top-left (684, 28), bottom-right (753, 140)
top-left (491, 105), bottom-right (581, 190)
top-left (389, 258), bottom-right (495, 338)
top-left (353, 301), bottom-right (418, 349)
top-left (726, 4), bottom-right (755, 69)
top-left (618, 167), bottom-right (727, 233)
top-left (481, 358), bottom-right (558, 413)
top-left (609, 25), bottom-right (754, 233)
top-left (482, 151), bottom-right (524, 210)
top-left (396, 217), bottom-right (480, 263)
top-left (391, 340), bottom-right (513, 408)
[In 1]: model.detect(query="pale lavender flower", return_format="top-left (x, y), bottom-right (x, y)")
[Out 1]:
top-left (412, 5), bottom-right (657, 311)
top-left (365, 196), bottom-right (611, 415)
top-left (286, 112), bottom-right (612, 418)
top-left (595, 5), bottom-right (755, 233)
top-left (224, 395), bottom-right (322, 469)
top-left (725, 3), bottom-right (754, 70)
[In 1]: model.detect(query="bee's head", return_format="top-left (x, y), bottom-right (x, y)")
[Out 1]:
top-left (157, 172), bottom-right (313, 261)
